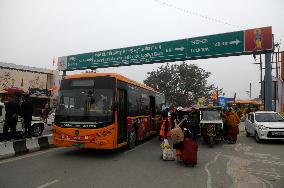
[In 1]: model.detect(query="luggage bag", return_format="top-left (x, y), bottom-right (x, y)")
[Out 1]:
top-left (180, 138), bottom-right (198, 166)
top-left (170, 119), bottom-right (185, 144)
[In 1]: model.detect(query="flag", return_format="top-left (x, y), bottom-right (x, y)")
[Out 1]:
top-left (52, 57), bottom-right (56, 66)
top-left (211, 91), bottom-right (218, 101)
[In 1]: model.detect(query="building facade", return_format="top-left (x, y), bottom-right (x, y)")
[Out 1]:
top-left (0, 62), bottom-right (60, 96)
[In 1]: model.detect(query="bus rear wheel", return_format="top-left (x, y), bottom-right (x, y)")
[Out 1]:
top-left (127, 128), bottom-right (137, 149)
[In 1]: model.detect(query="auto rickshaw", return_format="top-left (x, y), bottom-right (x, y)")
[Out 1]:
top-left (199, 106), bottom-right (224, 147)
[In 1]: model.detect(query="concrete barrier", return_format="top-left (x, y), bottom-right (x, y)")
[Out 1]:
top-left (0, 141), bottom-right (15, 159)
top-left (0, 134), bottom-right (53, 160)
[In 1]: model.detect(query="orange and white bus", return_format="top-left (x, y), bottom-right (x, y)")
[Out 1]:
top-left (53, 73), bottom-right (165, 149)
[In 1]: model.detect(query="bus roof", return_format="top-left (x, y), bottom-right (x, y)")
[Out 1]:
top-left (64, 72), bottom-right (161, 94)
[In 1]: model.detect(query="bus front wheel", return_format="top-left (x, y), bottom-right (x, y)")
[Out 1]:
top-left (127, 128), bottom-right (137, 149)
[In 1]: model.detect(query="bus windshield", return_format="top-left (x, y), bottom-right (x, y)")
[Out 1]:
top-left (55, 77), bottom-right (115, 124)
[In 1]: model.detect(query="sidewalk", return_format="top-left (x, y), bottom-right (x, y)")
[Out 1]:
top-left (0, 134), bottom-right (53, 160)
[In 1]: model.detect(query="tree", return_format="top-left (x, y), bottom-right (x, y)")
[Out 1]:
top-left (144, 62), bottom-right (220, 106)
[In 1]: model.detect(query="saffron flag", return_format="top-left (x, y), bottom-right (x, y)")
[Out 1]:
top-left (211, 91), bottom-right (218, 101)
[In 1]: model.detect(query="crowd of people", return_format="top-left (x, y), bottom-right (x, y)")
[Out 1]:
top-left (159, 104), bottom-right (241, 161)
top-left (159, 104), bottom-right (200, 160)
top-left (2, 94), bottom-right (34, 140)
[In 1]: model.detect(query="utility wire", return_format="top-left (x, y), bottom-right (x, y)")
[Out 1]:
top-left (153, 0), bottom-right (244, 29)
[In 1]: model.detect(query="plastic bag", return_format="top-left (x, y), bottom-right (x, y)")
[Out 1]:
top-left (161, 138), bottom-right (171, 149)
top-left (162, 148), bottom-right (175, 161)
top-left (161, 138), bottom-right (175, 161)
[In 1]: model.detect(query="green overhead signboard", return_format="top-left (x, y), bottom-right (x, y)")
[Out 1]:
top-left (58, 27), bottom-right (272, 70)
top-left (187, 31), bottom-right (244, 58)
top-left (61, 39), bottom-right (187, 70)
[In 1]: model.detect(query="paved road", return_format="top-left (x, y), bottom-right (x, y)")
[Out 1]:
top-left (0, 124), bottom-right (283, 188)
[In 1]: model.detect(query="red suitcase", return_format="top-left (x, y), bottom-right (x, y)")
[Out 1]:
top-left (181, 138), bottom-right (198, 166)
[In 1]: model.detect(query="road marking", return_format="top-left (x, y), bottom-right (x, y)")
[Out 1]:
top-left (251, 158), bottom-right (284, 166)
top-left (233, 143), bottom-right (252, 152)
top-left (0, 147), bottom-right (63, 165)
top-left (36, 179), bottom-right (60, 188)
top-left (256, 176), bottom-right (274, 188)
top-left (205, 153), bottom-right (220, 188)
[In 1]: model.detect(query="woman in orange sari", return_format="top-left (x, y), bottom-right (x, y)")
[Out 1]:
top-left (225, 107), bottom-right (240, 144)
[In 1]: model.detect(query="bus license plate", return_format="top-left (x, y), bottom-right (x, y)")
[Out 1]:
top-left (271, 132), bottom-right (284, 136)
top-left (72, 142), bottom-right (84, 147)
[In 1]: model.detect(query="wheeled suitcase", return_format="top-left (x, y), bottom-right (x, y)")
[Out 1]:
top-left (180, 138), bottom-right (198, 166)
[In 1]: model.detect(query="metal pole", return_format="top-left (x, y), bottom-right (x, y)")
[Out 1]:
top-left (260, 54), bottom-right (263, 100)
top-left (275, 52), bottom-right (279, 78)
top-left (264, 52), bottom-right (272, 111)
top-left (249, 82), bottom-right (251, 99)
top-left (260, 54), bottom-right (263, 82)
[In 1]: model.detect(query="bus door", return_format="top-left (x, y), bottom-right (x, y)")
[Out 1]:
top-left (149, 96), bottom-right (156, 131)
top-left (117, 89), bottom-right (127, 144)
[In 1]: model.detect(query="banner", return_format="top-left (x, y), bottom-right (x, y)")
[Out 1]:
top-left (245, 26), bottom-right (273, 52)
top-left (0, 68), bottom-right (47, 92)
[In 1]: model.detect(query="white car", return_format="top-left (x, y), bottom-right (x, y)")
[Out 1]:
top-left (244, 111), bottom-right (284, 142)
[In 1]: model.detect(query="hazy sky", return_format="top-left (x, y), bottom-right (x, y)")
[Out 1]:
top-left (1, 0), bottom-right (283, 99)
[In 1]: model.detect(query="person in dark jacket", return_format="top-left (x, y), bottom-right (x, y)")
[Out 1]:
top-left (188, 107), bottom-right (200, 141)
top-left (21, 95), bottom-right (34, 138)
top-left (3, 95), bottom-right (21, 140)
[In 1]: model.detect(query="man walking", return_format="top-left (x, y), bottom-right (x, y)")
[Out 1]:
top-left (3, 95), bottom-right (20, 140)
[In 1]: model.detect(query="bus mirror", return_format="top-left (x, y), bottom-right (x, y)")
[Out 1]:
top-left (112, 101), bottom-right (118, 111)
